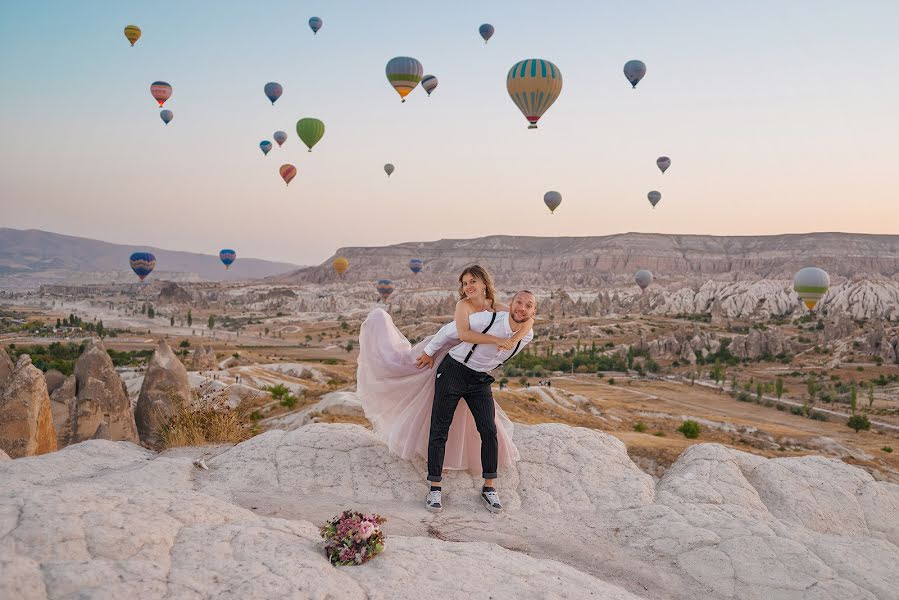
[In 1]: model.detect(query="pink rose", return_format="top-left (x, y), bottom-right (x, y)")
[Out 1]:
top-left (358, 521), bottom-right (375, 540)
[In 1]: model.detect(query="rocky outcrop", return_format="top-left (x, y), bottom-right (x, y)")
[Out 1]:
top-left (0, 449), bottom-right (8, 460)
top-left (0, 346), bottom-right (14, 392)
top-left (0, 355), bottom-right (57, 458)
top-left (189, 346), bottom-right (217, 371)
top-left (135, 339), bottom-right (191, 446)
top-left (156, 281), bottom-right (194, 305)
top-left (1, 424), bottom-right (897, 599)
top-left (42, 369), bottom-right (66, 396)
top-left (50, 339), bottom-right (138, 448)
top-left (729, 327), bottom-right (792, 360)
top-left (861, 322), bottom-right (899, 363)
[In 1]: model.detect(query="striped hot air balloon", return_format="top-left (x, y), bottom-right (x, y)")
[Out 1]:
top-left (219, 249), bottom-right (236, 269)
top-left (385, 57), bottom-right (424, 102)
top-left (506, 59), bottom-right (563, 129)
top-left (279, 164), bottom-right (297, 186)
top-left (259, 140), bottom-right (272, 155)
top-left (421, 75), bottom-right (438, 97)
top-left (333, 257), bottom-right (349, 275)
top-left (124, 25), bottom-right (141, 47)
top-left (376, 279), bottom-right (396, 302)
top-left (296, 118), bottom-right (325, 152)
top-left (129, 252), bottom-right (156, 281)
top-left (150, 81), bottom-right (172, 107)
top-left (793, 267), bottom-right (830, 310)
top-left (309, 17), bottom-right (323, 35)
top-left (409, 258), bottom-right (423, 274)
top-left (273, 131), bottom-right (287, 147)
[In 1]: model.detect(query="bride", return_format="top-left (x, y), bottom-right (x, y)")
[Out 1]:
top-left (356, 265), bottom-right (533, 473)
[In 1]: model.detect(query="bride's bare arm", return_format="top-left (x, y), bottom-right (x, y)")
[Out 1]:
top-left (454, 300), bottom-right (504, 345)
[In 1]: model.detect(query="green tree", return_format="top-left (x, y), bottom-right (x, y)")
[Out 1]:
top-left (170, 315), bottom-right (175, 327)
top-left (710, 359), bottom-right (724, 384)
top-left (147, 305), bottom-right (155, 319)
top-left (847, 414), bottom-right (870, 433)
top-left (345, 341), bottom-right (354, 353)
top-left (208, 315), bottom-right (215, 330)
top-left (805, 374), bottom-right (818, 416)
top-left (187, 310), bottom-right (193, 327)
top-left (867, 383), bottom-right (875, 409)
top-left (755, 383), bottom-right (763, 404)
top-left (849, 382), bottom-right (858, 413)
top-left (55, 318), bottom-right (61, 328)
top-left (775, 377), bottom-right (784, 399)
top-left (96, 320), bottom-right (104, 338)
top-left (677, 420), bottom-right (701, 439)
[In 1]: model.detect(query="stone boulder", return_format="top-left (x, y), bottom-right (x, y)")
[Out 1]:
top-left (50, 339), bottom-right (138, 448)
top-left (135, 339), bottom-right (192, 446)
top-left (0, 355), bottom-right (57, 458)
top-left (0, 448), bottom-right (8, 460)
top-left (42, 369), bottom-right (67, 396)
top-left (189, 346), bottom-right (217, 371)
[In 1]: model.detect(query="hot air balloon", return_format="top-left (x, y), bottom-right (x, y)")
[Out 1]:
top-left (647, 191), bottom-right (661, 208)
top-left (544, 191), bottom-right (562, 214)
top-left (385, 57), bottom-right (424, 102)
top-left (409, 258), bottom-right (423, 274)
top-left (264, 82), bottom-right (283, 105)
top-left (273, 131), bottom-right (287, 147)
top-left (624, 60), bottom-right (646, 88)
top-left (160, 110), bottom-right (173, 125)
top-left (635, 269), bottom-right (653, 291)
top-left (793, 267), bottom-right (830, 310)
top-left (296, 118), bottom-right (325, 152)
top-left (129, 252), bottom-right (156, 281)
top-left (309, 17), bottom-right (322, 35)
top-left (384, 163), bottom-right (395, 178)
top-left (333, 257), bottom-right (349, 275)
top-left (506, 59), bottom-right (563, 129)
top-left (219, 249), bottom-right (237, 269)
top-left (124, 25), bottom-right (141, 47)
top-left (376, 279), bottom-right (395, 302)
top-left (150, 81), bottom-right (172, 107)
top-left (421, 75), bottom-right (438, 97)
top-left (260, 140), bottom-right (272, 155)
top-left (279, 164), bottom-right (297, 186)
top-left (657, 156), bottom-right (671, 174)
top-left (479, 23), bottom-right (495, 43)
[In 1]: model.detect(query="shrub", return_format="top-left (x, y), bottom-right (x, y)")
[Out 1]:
top-left (653, 431), bottom-right (666, 437)
top-left (809, 412), bottom-right (828, 421)
top-left (676, 420), bottom-right (701, 439)
top-left (775, 404), bottom-right (785, 411)
top-left (607, 378), bottom-right (616, 385)
top-left (266, 384), bottom-right (290, 400)
top-left (882, 446), bottom-right (893, 453)
top-left (847, 414), bottom-right (871, 433)
top-left (280, 395), bottom-right (298, 409)
top-left (179, 340), bottom-right (191, 348)
top-left (519, 377), bottom-right (529, 387)
top-left (633, 421), bottom-right (647, 433)
top-left (790, 406), bottom-right (805, 416)
top-left (250, 410), bottom-right (263, 421)
top-left (157, 395), bottom-right (253, 449)
top-left (737, 391), bottom-right (752, 402)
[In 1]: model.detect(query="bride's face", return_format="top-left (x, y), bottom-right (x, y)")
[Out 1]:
top-left (461, 273), bottom-right (486, 299)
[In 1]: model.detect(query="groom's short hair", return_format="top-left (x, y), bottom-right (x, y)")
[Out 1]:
top-left (513, 290), bottom-right (537, 309)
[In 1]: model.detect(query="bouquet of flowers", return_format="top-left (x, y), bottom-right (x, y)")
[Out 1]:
top-left (320, 510), bottom-right (387, 566)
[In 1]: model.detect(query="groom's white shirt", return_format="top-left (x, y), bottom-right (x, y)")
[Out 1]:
top-left (423, 310), bottom-right (533, 373)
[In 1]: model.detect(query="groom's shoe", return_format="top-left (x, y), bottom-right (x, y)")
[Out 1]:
top-left (426, 488), bottom-right (443, 512)
top-left (481, 488), bottom-right (503, 513)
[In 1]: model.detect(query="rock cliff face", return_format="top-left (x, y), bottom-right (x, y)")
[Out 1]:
top-left (0, 347), bottom-right (14, 392)
top-left (49, 339), bottom-right (138, 448)
top-left (0, 424), bottom-right (896, 599)
top-left (0, 355), bottom-right (57, 458)
top-left (135, 340), bottom-right (191, 446)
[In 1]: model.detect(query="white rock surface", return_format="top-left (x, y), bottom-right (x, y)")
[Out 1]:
top-left (1, 424), bottom-right (897, 599)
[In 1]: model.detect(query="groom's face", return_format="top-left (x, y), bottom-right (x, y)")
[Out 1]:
top-left (510, 292), bottom-right (537, 323)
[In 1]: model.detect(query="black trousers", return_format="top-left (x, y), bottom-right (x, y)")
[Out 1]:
top-left (427, 355), bottom-right (497, 482)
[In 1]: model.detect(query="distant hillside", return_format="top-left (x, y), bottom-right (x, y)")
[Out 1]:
top-left (276, 232), bottom-right (899, 287)
top-left (0, 229), bottom-right (301, 288)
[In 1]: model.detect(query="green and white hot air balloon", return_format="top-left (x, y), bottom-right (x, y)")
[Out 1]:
top-left (793, 267), bottom-right (830, 310)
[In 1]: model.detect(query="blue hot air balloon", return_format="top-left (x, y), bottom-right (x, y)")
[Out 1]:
top-left (159, 110), bottom-right (173, 125)
top-left (409, 258), bottom-right (423, 274)
top-left (259, 140), bottom-right (272, 155)
top-left (219, 249), bottom-right (237, 270)
top-left (129, 252), bottom-right (156, 281)
top-left (309, 17), bottom-right (323, 35)
top-left (479, 23), bottom-right (495, 43)
top-left (264, 82), bottom-right (283, 105)
top-left (376, 279), bottom-right (395, 302)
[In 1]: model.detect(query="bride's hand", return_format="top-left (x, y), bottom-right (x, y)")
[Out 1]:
top-left (495, 337), bottom-right (514, 351)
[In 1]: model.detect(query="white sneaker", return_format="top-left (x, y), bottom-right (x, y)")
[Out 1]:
top-left (426, 489), bottom-right (443, 512)
top-left (481, 489), bottom-right (503, 513)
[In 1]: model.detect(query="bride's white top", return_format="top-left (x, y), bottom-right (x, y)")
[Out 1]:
top-left (423, 310), bottom-right (534, 372)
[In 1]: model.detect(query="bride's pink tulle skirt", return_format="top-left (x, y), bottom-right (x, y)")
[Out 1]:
top-left (356, 308), bottom-right (519, 473)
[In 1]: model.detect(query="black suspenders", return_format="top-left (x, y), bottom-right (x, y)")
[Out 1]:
top-left (463, 312), bottom-right (497, 364)
top-left (462, 312), bottom-right (524, 369)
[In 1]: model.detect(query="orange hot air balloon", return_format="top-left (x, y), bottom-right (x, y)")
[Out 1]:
top-left (124, 25), bottom-right (142, 47)
top-left (150, 81), bottom-right (172, 107)
top-left (279, 164), bottom-right (297, 186)
top-left (333, 257), bottom-right (349, 275)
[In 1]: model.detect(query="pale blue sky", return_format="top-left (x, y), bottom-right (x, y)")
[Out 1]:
top-left (2, 1), bottom-right (898, 265)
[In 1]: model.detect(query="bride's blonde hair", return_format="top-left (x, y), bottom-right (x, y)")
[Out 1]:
top-left (458, 265), bottom-right (497, 307)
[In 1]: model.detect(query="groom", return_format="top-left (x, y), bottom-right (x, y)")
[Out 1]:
top-left (415, 290), bottom-right (537, 513)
